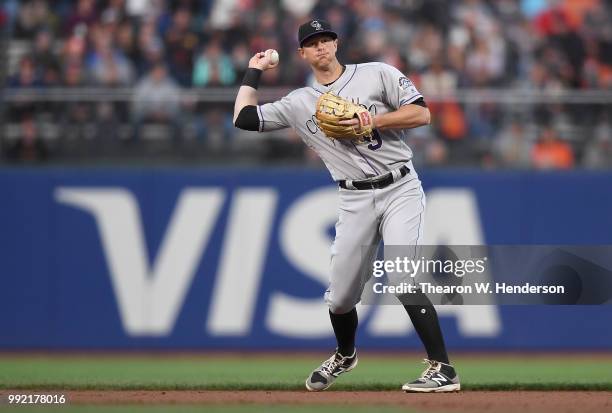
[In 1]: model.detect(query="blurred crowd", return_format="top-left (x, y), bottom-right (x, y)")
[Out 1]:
top-left (1, 0), bottom-right (611, 168)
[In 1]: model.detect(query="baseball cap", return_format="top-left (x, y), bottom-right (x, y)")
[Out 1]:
top-left (298, 19), bottom-right (338, 47)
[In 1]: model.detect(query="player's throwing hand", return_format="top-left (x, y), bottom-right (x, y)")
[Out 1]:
top-left (249, 50), bottom-right (279, 71)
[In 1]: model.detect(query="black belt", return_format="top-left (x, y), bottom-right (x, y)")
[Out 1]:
top-left (338, 165), bottom-right (410, 190)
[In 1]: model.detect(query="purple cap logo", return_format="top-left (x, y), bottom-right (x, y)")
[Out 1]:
top-left (310, 20), bottom-right (323, 30)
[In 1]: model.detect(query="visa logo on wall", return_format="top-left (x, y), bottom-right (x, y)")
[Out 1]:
top-left (55, 186), bottom-right (501, 339)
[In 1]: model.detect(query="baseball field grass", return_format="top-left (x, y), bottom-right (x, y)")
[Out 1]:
top-left (1, 353), bottom-right (611, 390)
top-left (1, 353), bottom-right (611, 412)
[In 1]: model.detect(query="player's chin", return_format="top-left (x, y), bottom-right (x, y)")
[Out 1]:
top-left (313, 56), bottom-right (332, 69)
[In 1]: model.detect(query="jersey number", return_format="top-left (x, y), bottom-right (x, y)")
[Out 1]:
top-left (367, 129), bottom-right (382, 151)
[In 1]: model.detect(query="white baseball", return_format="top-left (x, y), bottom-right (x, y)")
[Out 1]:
top-left (268, 49), bottom-right (279, 65)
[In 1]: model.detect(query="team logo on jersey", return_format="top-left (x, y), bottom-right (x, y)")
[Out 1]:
top-left (311, 20), bottom-right (323, 30)
top-left (398, 77), bottom-right (414, 90)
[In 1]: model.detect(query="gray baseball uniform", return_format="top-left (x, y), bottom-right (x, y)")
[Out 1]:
top-left (258, 62), bottom-right (426, 313)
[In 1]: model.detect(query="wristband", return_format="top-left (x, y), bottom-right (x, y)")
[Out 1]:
top-left (242, 68), bottom-right (263, 89)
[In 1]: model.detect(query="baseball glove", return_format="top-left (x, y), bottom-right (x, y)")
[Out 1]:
top-left (315, 92), bottom-right (374, 141)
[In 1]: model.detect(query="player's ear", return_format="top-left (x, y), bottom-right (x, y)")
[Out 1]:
top-left (298, 47), bottom-right (305, 59)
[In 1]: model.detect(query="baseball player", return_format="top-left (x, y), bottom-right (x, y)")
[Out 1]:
top-left (233, 19), bottom-right (460, 393)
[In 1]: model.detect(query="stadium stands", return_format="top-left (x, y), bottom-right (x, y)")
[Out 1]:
top-left (1, 0), bottom-right (610, 167)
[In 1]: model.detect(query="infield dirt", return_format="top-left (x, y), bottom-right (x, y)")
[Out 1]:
top-left (28, 390), bottom-right (611, 413)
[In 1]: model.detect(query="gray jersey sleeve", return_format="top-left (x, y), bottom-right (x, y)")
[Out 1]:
top-left (257, 94), bottom-right (294, 132)
top-left (380, 63), bottom-right (423, 109)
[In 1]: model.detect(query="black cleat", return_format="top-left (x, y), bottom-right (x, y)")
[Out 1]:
top-left (402, 359), bottom-right (461, 393)
top-left (305, 349), bottom-right (358, 391)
